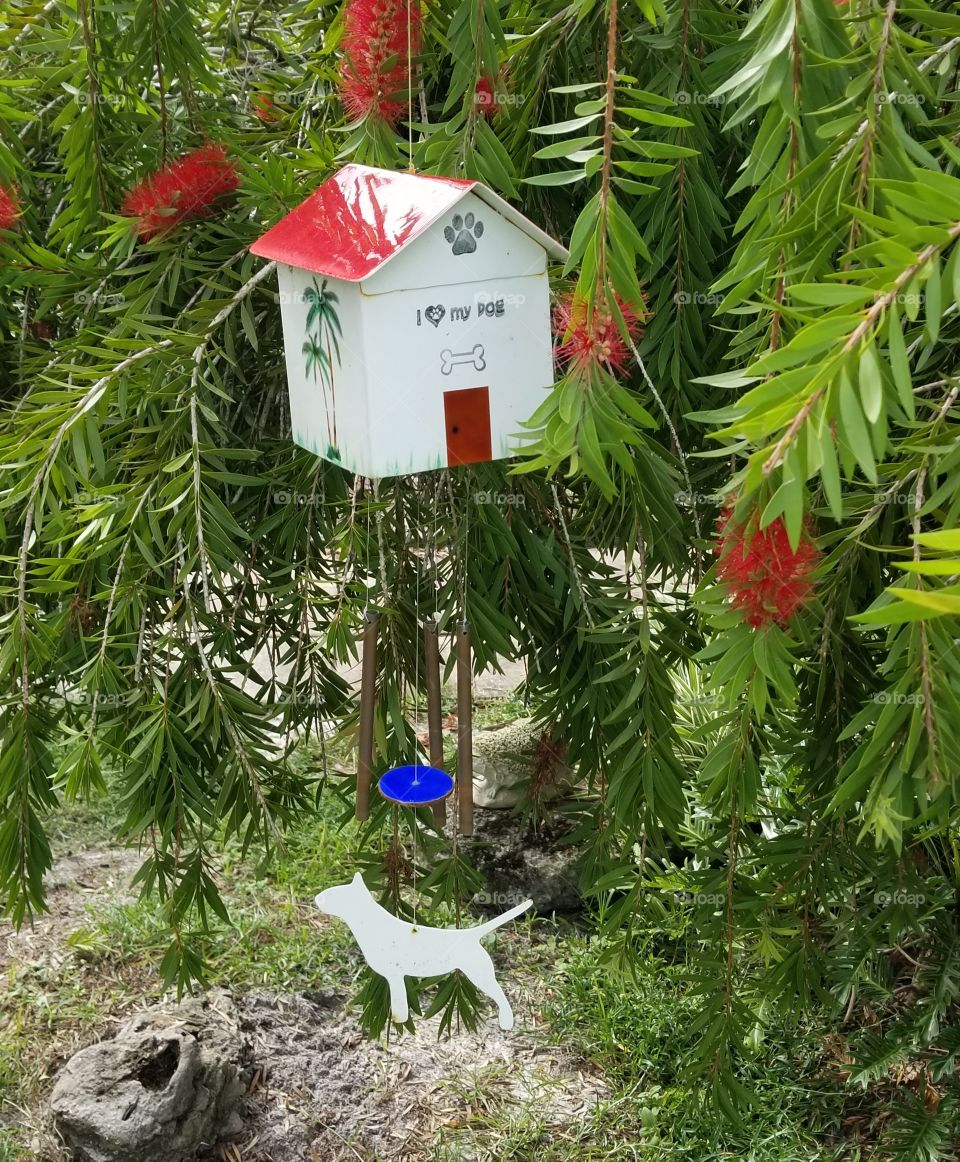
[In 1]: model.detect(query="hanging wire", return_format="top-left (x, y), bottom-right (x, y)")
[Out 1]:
top-left (440, 469), bottom-right (466, 926)
top-left (410, 801), bottom-right (418, 930)
top-left (391, 801), bottom-right (400, 904)
top-left (462, 478), bottom-right (470, 624)
top-left (374, 481), bottom-right (390, 600)
top-left (413, 478), bottom-right (421, 772)
top-left (364, 476), bottom-right (372, 616)
top-left (411, 478), bottom-right (422, 926)
top-left (445, 470), bottom-right (467, 623)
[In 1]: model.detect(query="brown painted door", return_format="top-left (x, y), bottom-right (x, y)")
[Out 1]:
top-left (443, 386), bottom-right (492, 466)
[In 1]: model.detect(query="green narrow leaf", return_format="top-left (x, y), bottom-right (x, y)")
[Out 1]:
top-left (524, 170), bottom-right (586, 186)
top-left (924, 256), bottom-right (942, 346)
top-left (530, 114), bottom-right (602, 136)
top-left (838, 368), bottom-right (877, 483)
top-left (886, 305), bottom-right (914, 419)
top-left (858, 344), bottom-right (883, 425)
top-left (819, 417), bottom-right (844, 521)
top-left (915, 529), bottom-right (960, 551)
top-left (533, 135), bottom-right (601, 160)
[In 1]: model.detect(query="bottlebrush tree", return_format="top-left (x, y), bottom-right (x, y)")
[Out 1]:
top-left (2, 0), bottom-right (960, 1150)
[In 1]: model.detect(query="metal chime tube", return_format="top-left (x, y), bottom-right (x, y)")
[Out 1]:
top-left (456, 621), bottom-right (474, 837)
top-left (355, 610), bottom-right (380, 821)
top-left (423, 620), bottom-right (446, 827)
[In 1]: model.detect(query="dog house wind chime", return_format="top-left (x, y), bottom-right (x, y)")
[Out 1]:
top-left (251, 164), bottom-right (565, 1025)
top-left (251, 162), bottom-right (565, 819)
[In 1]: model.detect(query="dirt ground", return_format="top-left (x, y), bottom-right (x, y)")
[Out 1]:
top-left (221, 989), bottom-right (606, 1162)
top-left (0, 847), bottom-right (142, 977)
top-left (2, 843), bottom-right (605, 1162)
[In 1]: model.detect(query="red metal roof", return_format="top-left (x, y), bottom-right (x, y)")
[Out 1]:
top-left (250, 164), bottom-right (566, 280)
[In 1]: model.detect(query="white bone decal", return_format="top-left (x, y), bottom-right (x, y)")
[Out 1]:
top-left (440, 344), bottom-right (486, 375)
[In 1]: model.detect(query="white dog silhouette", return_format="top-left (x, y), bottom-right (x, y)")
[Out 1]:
top-left (315, 873), bottom-right (532, 1029)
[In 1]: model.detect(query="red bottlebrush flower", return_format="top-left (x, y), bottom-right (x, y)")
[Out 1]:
top-left (338, 0), bottom-right (421, 128)
top-left (121, 144), bottom-right (240, 240)
top-left (252, 94), bottom-right (277, 123)
top-left (474, 76), bottom-right (497, 120)
top-left (0, 183), bottom-right (21, 231)
top-left (553, 291), bottom-right (647, 378)
top-left (715, 509), bottom-right (820, 628)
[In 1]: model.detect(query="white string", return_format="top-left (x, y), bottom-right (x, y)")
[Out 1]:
top-left (364, 477), bottom-right (372, 616)
top-left (449, 472), bottom-right (462, 927)
top-left (411, 477), bottom-right (422, 926)
top-left (457, 474), bottom-right (468, 621)
top-left (414, 477), bottom-right (421, 774)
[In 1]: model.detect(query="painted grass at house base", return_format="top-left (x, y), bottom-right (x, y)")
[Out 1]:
top-left (291, 429), bottom-right (524, 478)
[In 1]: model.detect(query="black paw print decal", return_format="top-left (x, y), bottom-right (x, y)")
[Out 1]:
top-left (444, 212), bottom-right (484, 256)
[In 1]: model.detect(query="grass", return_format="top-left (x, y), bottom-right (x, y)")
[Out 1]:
top-left (62, 796), bottom-right (364, 992)
top-left (540, 941), bottom-right (846, 1160)
top-left (429, 938), bottom-right (847, 1160)
top-left (472, 693), bottom-right (529, 728)
top-left (0, 1133), bottom-right (25, 1162)
top-left (0, 732), bottom-right (857, 1162)
top-left (0, 772), bottom-right (367, 1159)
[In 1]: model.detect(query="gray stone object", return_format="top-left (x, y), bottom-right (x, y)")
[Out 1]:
top-left (50, 990), bottom-right (245, 1162)
top-left (467, 720), bottom-right (586, 914)
top-left (472, 718), bottom-right (578, 809)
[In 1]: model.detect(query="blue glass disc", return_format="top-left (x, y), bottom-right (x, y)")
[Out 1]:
top-left (377, 764), bottom-right (454, 805)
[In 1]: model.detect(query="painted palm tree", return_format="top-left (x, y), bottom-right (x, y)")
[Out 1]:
top-left (302, 277), bottom-right (342, 457)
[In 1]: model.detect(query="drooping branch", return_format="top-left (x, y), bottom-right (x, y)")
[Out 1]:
top-left (763, 220), bottom-right (960, 475)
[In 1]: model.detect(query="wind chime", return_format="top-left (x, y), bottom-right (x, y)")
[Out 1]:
top-left (354, 610), bottom-right (472, 829)
top-left (250, 161), bottom-right (563, 797)
top-left (249, 72), bottom-right (567, 1021)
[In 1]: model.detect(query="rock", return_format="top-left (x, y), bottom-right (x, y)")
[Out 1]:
top-left (50, 990), bottom-right (245, 1162)
top-left (472, 718), bottom-right (579, 809)
top-left (465, 720), bottom-right (586, 913)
